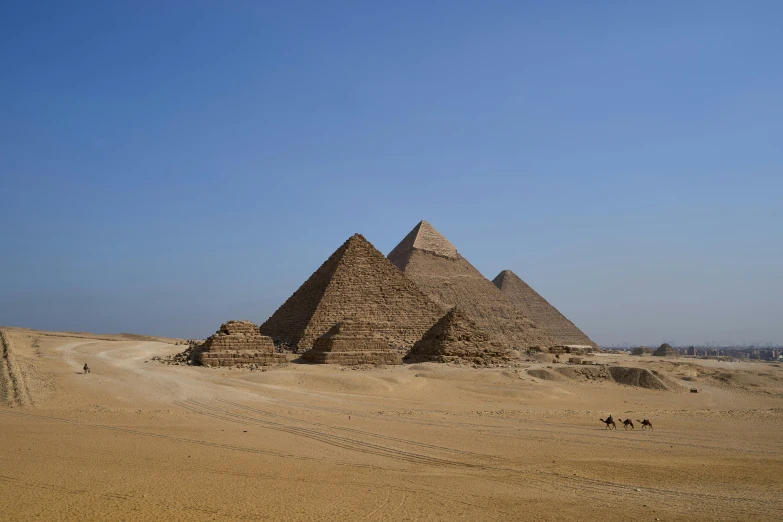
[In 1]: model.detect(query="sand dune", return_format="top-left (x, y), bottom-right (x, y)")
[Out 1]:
top-left (1, 326), bottom-right (782, 521)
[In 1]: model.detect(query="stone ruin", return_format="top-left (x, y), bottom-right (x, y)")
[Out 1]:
top-left (198, 320), bottom-right (288, 367)
top-left (302, 320), bottom-right (402, 365)
top-left (404, 307), bottom-right (515, 366)
top-left (548, 345), bottom-right (595, 356)
top-left (632, 346), bottom-right (654, 356)
top-left (653, 343), bottom-right (679, 357)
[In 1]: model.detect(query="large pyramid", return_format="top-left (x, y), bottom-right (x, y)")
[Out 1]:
top-left (491, 270), bottom-right (598, 349)
top-left (388, 221), bottom-right (552, 349)
top-left (404, 308), bottom-right (514, 365)
top-left (259, 234), bottom-right (444, 350)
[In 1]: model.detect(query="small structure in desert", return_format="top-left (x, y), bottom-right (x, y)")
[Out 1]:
top-left (302, 320), bottom-right (402, 365)
top-left (653, 343), bottom-right (679, 357)
top-left (632, 346), bottom-right (653, 356)
top-left (198, 320), bottom-right (287, 367)
top-left (404, 308), bottom-right (514, 366)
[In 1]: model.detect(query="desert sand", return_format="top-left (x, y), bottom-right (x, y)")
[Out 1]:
top-left (1, 326), bottom-right (782, 521)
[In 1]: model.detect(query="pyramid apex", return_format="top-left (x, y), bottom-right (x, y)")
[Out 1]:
top-left (388, 220), bottom-right (459, 262)
top-left (492, 269), bottom-right (520, 288)
top-left (343, 233), bottom-right (375, 249)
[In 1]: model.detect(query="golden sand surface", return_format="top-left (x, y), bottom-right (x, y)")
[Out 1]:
top-left (1, 326), bottom-right (782, 521)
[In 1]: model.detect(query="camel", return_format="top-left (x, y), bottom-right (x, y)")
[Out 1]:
top-left (637, 419), bottom-right (653, 431)
top-left (83, 363), bottom-right (90, 374)
top-left (600, 415), bottom-right (616, 429)
top-left (619, 418), bottom-right (634, 430)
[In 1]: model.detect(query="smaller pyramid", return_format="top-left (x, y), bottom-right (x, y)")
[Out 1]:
top-left (653, 343), bottom-right (679, 357)
top-left (492, 270), bottom-right (597, 349)
top-left (198, 320), bottom-right (287, 367)
top-left (302, 320), bottom-right (402, 365)
top-left (404, 308), bottom-right (514, 366)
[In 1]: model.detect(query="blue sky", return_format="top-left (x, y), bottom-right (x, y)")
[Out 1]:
top-left (1, 1), bottom-right (781, 346)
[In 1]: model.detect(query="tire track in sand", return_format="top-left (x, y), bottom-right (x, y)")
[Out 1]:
top-left (176, 399), bottom-right (500, 471)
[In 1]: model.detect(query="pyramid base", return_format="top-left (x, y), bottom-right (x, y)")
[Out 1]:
top-left (302, 350), bottom-right (402, 366)
top-left (199, 352), bottom-right (288, 367)
top-left (548, 345), bottom-right (594, 355)
top-left (404, 354), bottom-right (512, 366)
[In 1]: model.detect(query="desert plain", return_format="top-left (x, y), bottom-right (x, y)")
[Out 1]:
top-left (1, 326), bottom-right (782, 521)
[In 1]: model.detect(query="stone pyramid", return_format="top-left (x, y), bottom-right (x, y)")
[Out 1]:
top-left (653, 343), bottom-right (679, 357)
top-left (492, 270), bottom-right (597, 349)
top-left (198, 320), bottom-right (287, 367)
top-left (388, 221), bottom-right (552, 349)
top-left (260, 234), bottom-right (444, 350)
top-left (302, 320), bottom-right (402, 365)
top-left (404, 308), bottom-right (514, 365)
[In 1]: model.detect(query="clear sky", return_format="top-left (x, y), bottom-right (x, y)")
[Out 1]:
top-left (1, 1), bottom-right (781, 346)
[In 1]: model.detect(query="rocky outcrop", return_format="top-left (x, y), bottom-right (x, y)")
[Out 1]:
top-left (388, 221), bottom-right (552, 350)
top-left (198, 321), bottom-right (287, 367)
top-left (404, 308), bottom-right (514, 365)
top-left (260, 234), bottom-right (445, 351)
top-left (302, 321), bottom-right (402, 365)
top-left (492, 270), bottom-right (598, 349)
top-left (552, 365), bottom-right (675, 390)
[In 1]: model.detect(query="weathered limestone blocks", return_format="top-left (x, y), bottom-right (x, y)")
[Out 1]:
top-left (198, 320), bottom-right (287, 367)
top-left (260, 234), bottom-right (444, 351)
top-left (302, 320), bottom-right (403, 365)
top-left (404, 308), bottom-right (514, 366)
top-left (548, 345), bottom-right (594, 355)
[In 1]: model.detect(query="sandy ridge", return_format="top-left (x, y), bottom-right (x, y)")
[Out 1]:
top-left (0, 328), bottom-right (31, 407)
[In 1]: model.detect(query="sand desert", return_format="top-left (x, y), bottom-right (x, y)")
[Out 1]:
top-left (2, 325), bottom-right (782, 521)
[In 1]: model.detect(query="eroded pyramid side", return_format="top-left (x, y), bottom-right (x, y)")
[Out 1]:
top-left (302, 320), bottom-right (402, 365)
top-left (492, 270), bottom-right (598, 349)
top-left (259, 237), bottom-right (349, 347)
top-left (404, 308), bottom-right (514, 365)
top-left (260, 234), bottom-right (445, 350)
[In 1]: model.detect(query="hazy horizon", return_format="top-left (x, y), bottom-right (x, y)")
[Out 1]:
top-left (1, 2), bottom-right (781, 345)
